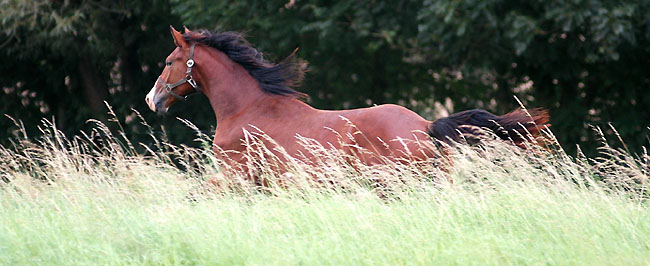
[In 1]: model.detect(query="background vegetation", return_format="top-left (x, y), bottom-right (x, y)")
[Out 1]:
top-left (2, 2), bottom-right (650, 263)
top-left (1, 0), bottom-right (649, 156)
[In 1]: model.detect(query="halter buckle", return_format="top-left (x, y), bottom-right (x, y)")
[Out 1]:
top-left (186, 59), bottom-right (195, 68)
top-left (187, 78), bottom-right (198, 89)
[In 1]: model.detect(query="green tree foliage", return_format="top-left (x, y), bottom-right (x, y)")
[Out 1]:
top-left (416, 0), bottom-right (650, 154)
top-left (1, 0), bottom-right (648, 156)
top-left (0, 0), bottom-right (212, 145)
top-left (172, 0), bottom-right (650, 155)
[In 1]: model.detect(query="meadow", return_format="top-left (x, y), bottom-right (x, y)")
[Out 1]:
top-left (1, 115), bottom-right (649, 265)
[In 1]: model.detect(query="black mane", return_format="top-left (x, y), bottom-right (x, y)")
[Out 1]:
top-left (184, 30), bottom-right (306, 98)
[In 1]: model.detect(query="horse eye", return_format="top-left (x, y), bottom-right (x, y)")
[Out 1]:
top-left (165, 61), bottom-right (172, 66)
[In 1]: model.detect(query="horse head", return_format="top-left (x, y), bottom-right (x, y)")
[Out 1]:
top-left (145, 26), bottom-right (202, 113)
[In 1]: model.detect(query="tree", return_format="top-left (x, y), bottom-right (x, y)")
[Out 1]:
top-left (2, 0), bottom-right (648, 157)
top-left (0, 0), bottom-right (206, 146)
top-left (415, 0), bottom-right (650, 155)
top-left (173, 0), bottom-right (650, 155)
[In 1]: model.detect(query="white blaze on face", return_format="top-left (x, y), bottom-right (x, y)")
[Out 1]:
top-left (145, 79), bottom-right (159, 112)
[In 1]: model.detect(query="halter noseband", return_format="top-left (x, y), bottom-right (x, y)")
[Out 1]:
top-left (157, 43), bottom-right (201, 101)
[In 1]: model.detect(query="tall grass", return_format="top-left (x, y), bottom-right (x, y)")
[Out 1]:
top-left (0, 113), bottom-right (649, 265)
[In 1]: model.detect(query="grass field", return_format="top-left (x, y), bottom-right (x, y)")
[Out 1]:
top-left (1, 118), bottom-right (649, 265)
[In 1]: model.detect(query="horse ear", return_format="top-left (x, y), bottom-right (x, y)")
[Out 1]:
top-left (183, 25), bottom-right (191, 34)
top-left (169, 25), bottom-right (187, 48)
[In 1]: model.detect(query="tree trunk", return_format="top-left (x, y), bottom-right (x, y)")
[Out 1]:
top-left (77, 58), bottom-right (109, 119)
top-left (119, 43), bottom-right (140, 94)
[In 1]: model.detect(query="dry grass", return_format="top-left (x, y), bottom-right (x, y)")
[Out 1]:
top-left (0, 112), bottom-right (649, 265)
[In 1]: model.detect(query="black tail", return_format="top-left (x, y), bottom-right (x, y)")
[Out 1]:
top-left (427, 108), bottom-right (549, 146)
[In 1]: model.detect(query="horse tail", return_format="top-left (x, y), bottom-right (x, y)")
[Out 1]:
top-left (426, 108), bottom-right (549, 146)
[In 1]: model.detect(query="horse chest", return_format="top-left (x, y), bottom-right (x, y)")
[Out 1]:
top-left (212, 129), bottom-right (243, 151)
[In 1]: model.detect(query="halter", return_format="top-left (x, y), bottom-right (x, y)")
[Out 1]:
top-left (157, 43), bottom-right (201, 101)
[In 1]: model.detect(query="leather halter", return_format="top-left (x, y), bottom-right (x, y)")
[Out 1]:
top-left (157, 43), bottom-right (201, 101)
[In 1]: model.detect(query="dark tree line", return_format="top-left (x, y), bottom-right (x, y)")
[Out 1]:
top-left (1, 0), bottom-right (649, 156)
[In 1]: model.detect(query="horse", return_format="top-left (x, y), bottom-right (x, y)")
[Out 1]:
top-left (145, 26), bottom-right (549, 177)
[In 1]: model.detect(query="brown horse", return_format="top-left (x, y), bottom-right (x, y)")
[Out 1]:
top-left (146, 26), bottom-right (548, 171)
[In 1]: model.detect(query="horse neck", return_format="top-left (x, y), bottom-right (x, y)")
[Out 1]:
top-left (194, 46), bottom-right (312, 123)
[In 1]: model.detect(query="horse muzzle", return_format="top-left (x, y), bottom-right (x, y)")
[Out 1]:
top-left (145, 82), bottom-right (169, 113)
